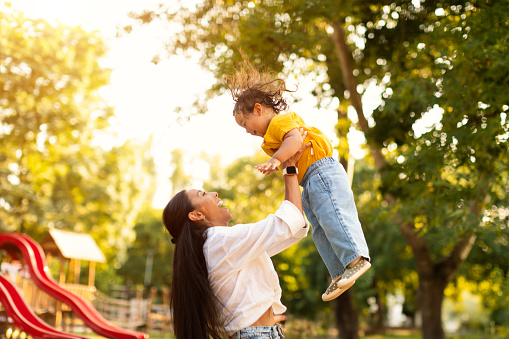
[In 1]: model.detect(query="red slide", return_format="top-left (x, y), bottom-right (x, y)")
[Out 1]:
top-left (0, 274), bottom-right (90, 339)
top-left (0, 232), bottom-right (149, 339)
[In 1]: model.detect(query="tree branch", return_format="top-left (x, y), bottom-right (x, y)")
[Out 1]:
top-left (399, 222), bottom-right (434, 279)
top-left (439, 233), bottom-right (477, 282)
top-left (331, 21), bottom-right (388, 174)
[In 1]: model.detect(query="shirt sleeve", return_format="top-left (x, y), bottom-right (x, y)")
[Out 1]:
top-left (266, 202), bottom-right (309, 257)
top-left (205, 201), bottom-right (308, 270)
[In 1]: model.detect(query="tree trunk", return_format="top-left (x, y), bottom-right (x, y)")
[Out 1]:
top-left (418, 276), bottom-right (447, 339)
top-left (401, 222), bottom-right (477, 339)
top-left (368, 278), bottom-right (386, 334)
top-left (334, 104), bottom-right (360, 338)
top-left (334, 289), bottom-right (359, 339)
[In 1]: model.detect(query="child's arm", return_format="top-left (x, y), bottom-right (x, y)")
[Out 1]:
top-left (255, 128), bottom-right (304, 175)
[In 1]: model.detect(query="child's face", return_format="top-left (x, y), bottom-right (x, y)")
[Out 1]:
top-left (234, 104), bottom-right (273, 138)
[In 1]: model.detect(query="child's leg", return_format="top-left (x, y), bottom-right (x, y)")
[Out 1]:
top-left (303, 203), bottom-right (344, 279)
top-left (303, 160), bottom-right (369, 267)
top-left (302, 158), bottom-right (370, 301)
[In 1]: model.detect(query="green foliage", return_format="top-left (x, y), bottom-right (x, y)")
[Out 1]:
top-left (127, 0), bottom-right (348, 107)
top-left (0, 5), bottom-right (157, 271)
top-left (369, 1), bottom-right (509, 330)
top-left (116, 205), bottom-right (172, 289)
top-left (169, 149), bottom-right (191, 194)
top-left (376, 0), bottom-right (509, 255)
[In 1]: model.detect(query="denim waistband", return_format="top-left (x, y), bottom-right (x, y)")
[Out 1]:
top-left (300, 157), bottom-right (337, 187)
top-left (232, 323), bottom-right (284, 338)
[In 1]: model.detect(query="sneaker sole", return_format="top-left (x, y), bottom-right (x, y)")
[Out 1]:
top-left (322, 279), bottom-right (356, 302)
top-left (336, 261), bottom-right (371, 289)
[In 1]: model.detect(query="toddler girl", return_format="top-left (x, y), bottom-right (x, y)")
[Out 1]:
top-left (227, 60), bottom-right (371, 301)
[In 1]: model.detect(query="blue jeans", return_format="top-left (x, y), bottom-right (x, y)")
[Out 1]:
top-left (301, 157), bottom-right (370, 279)
top-left (232, 324), bottom-right (284, 338)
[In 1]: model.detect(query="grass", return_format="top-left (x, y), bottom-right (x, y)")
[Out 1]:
top-left (79, 331), bottom-right (503, 339)
top-left (76, 328), bottom-right (504, 339)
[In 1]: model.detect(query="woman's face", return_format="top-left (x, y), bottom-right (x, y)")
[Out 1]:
top-left (186, 189), bottom-right (232, 226)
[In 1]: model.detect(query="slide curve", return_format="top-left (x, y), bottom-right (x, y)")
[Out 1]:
top-left (0, 232), bottom-right (148, 339)
top-left (0, 274), bottom-right (89, 339)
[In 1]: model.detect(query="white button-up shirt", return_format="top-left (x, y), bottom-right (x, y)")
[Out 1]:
top-left (204, 200), bottom-right (309, 336)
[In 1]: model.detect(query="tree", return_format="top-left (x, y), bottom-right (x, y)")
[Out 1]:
top-left (0, 5), bottom-right (156, 277)
top-left (127, 1), bottom-right (509, 338)
top-left (116, 148), bottom-right (196, 292)
top-left (368, 3), bottom-right (509, 337)
top-left (351, 156), bottom-right (417, 333)
top-left (117, 204), bottom-right (173, 290)
top-left (169, 148), bottom-right (191, 194)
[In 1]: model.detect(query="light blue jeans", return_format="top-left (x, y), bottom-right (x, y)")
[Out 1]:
top-left (301, 157), bottom-right (370, 279)
top-left (232, 324), bottom-right (284, 338)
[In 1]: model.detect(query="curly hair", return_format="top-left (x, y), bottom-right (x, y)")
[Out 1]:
top-left (225, 52), bottom-right (295, 116)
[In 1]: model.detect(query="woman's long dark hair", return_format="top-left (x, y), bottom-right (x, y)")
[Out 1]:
top-left (162, 190), bottom-right (225, 339)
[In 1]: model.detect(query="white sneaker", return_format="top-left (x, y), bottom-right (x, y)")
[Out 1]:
top-left (321, 258), bottom-right (371, 302)
top-left (336, 258), bottom-right (371, 289)
top-left (322, 276), bottom-right (356, 302)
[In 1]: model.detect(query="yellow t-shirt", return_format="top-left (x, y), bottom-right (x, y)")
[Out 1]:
top-left (261, 112), bottom-right (333, 183)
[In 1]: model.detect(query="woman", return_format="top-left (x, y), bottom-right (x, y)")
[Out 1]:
top-left (162, 136), bottom-right (311, 339)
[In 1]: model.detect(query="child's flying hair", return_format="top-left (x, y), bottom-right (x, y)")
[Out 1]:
top-left (225, 51), bottom-right (295, 116)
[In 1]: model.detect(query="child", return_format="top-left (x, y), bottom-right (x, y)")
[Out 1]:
top-left (227, 59), bottom-right (370, 302)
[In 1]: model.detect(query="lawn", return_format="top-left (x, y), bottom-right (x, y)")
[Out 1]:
top-left (78, 327), bottom-right (503, 339)
top-left (140, 333), bottom-right (500, 339)
top-left (137, 330), bottom-right (501, 339)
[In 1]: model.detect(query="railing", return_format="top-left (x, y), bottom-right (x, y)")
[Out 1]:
top-left (92, 290), bottom-right (149, 331)
top-left (145, 286), bottom-right (172, 334)
top-left (61, 284), bottom-right (96, 304)
top-left (16, 276), bottom-right (57, 315)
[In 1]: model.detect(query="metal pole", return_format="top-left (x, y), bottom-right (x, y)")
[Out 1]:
top-left (144, 250), bottom-right (154, 287)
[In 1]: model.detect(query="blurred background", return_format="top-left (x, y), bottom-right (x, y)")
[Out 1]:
top-left (1, 0), bottom-right (508, 338)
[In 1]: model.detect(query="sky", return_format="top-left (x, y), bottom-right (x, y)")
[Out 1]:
top-left (12, 0), bottom-right (382, 208)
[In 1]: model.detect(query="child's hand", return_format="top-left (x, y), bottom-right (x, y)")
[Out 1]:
top-left (255, 157), bottom-right (281, 175)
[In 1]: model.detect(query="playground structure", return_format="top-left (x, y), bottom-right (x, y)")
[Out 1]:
top-left (0, 232), bottom-right (172, 339)
top-left (0, 273), bottom-right (88, 339)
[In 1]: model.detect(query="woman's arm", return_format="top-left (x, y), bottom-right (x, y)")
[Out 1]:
top-left (281, 139), bottom-right (311, 216)
top-left (206, 202), bottom-right (308, 269)
top-left (265, 140), bottom-right (311, 257)
top-left (283, 173), bottom-right (302, 213)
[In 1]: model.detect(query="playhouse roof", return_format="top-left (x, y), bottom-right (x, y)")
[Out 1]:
top-left (41, 229), bottom-right (106, 263)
